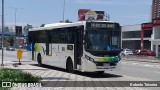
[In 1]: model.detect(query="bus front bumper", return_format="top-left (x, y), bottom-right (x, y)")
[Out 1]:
top-left (82, 59), bottom-right (118, 72)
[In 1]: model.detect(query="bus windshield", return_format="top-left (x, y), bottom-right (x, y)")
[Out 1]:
top-left (85, 30), bottom-right (121, 52)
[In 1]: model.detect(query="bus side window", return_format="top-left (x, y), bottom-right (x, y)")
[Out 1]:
top-left (67, 45), bottom-right (73, 50)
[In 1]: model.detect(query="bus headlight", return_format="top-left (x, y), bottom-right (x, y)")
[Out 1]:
top-left (90, 58), bottom-right (94, 62)
top-left (85, 55), bottom-right (94, 62)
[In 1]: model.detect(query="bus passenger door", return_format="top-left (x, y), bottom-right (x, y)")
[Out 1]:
top-left (74, 26), bottom-right (84, 69)
top-left (45, 31), bottom-right (53, 66)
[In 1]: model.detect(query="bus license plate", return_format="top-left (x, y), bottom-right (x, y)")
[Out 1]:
top-left (103, 63), bottom-right (110, 67)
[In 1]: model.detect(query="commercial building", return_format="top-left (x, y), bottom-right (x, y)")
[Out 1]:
top-left (149, 0), bottom-right (160, 57)
top-left (0, 25), bottom-right (27, 48)
top-left (141, 22), bottom-right (153, 50)
top-left (121, 25), bottom-right (141, 50)
top-left (150, 19), bottom-right (160, 57)
top-left (121, 23), bottom-right (153, 51)
top-left (121, 0), bottom-right (160, 57)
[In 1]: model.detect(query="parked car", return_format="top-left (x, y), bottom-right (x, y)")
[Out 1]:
top-left (132, 49), bottom-right (140, 55)
top-left (6, 46), bottom-right (16, 51)
top-left (122, 49), bottom-right (133, 55)
top-left (136, 50), bottom-right (156, 56)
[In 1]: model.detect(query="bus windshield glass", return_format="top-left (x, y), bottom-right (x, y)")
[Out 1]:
top-left (85, 30), bottom-right (121, 52)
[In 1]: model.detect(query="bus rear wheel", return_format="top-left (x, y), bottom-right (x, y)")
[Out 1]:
top-left (66, 60), bottom-right (74, 73)
top-left (37, 54), bottom-right (42, 66)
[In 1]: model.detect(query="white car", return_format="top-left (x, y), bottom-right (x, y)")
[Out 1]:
top-left (122, 49), bottom-right (133, 55)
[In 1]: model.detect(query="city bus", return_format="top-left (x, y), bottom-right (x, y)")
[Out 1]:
top-left (28, 21), bottom-right (122, 74)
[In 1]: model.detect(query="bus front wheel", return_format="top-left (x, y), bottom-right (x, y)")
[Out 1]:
top-left (96, 71), bottom-right (105, 74)
top-left (66, 59), bottom-right (74, 73)
top-left (37, 54), bottom-right (42, 66)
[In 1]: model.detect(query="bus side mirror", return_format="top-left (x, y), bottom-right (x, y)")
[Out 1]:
top-left (67, 45), bottom-right (73, 50)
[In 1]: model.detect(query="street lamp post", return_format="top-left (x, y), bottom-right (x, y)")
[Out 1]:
top-left (1, 0), bottom-right (4, 66)
top-left (14, 8), bottom-right (17, 48)
top-left (10, 7), bottom-right (22, 48)
top-left (10, 7), bottom-right (17, 48)
top-left (63, 0), bottom-right (65, 22)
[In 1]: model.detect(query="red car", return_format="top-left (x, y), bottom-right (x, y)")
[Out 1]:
top-left (136, 50), bottom-right (156, 56)
top-left (132, 50), bottom-right (139, 55)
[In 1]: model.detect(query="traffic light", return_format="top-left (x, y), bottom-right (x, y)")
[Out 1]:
top-left (15, 26), bottom-right (22, 36)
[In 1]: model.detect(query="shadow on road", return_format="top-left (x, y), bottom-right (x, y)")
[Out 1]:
top-left (42, 77), bottom-right (70, 80)
top-left (30, 64), bottom-right (123, 78)
top-left (74, 71), bottom-right (123, 78)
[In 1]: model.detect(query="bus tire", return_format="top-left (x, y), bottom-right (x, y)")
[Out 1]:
top-left (97, 71), bottom-right (105, 74)
top-left (66, 59), bottom-right (74, 73)
top-left (37, 53), bottom-right (42, 66)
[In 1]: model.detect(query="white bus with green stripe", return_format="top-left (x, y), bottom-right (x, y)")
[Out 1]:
top-left (28, 21), bottom-right (122, 74)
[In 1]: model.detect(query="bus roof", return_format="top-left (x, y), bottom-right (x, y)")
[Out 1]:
top-left (29, 21), bottom-right (117, 31)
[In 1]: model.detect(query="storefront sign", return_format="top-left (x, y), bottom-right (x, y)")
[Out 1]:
top-left (141, 23), bottom-right (153, 30)
top-left (153, 19), bottom-right (160, 26)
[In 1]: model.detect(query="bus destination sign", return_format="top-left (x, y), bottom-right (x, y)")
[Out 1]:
top-left (86, 22), bottom-right (116, 29)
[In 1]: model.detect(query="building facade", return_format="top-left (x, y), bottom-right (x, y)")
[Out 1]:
top-left (0, 25), bottom-right (27, 48)
top-left (121, 25), bottom-right (141, 50)
top-left (150, 19), bottom-right (160, 57)
top-left (152, 0), bottom-right (160, 19)
top-left (121, 0), bottom-right (160, 57)
top-left (141, 23), bottom-right (153, 50)
top-left (121, 24), bottom-right (152, 50)
top-left (150, 0), bottom-right (160, 57)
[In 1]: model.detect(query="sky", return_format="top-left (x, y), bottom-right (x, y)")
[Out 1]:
top-left (0, 0), bottom-right (152, 27)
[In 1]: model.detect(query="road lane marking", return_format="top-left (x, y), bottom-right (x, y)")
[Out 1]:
top-left (154, 71), bottom-right (160, 73)
top-left (144, 65), bottom-right (151, 67)
top-left (132, 63), bottom-right (138, 65)
top-left (122, 61), bottom-right (160, 68)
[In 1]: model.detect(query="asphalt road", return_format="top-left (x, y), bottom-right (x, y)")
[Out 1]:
top-left (107, 60), bottom-right (160, 81)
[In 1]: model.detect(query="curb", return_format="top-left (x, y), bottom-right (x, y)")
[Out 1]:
top-left (122, 58), bottom-right (160, 63)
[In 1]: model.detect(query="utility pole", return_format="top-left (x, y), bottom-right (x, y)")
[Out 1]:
top-left (1, 0), bottom-right (4, 66)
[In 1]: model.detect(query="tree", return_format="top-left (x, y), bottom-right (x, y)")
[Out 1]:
top-left (40, 24), bottom-right (45, 27)
top-left (59, 19), bottom-right (72, 23)
top-left (4, 26), bottom-right (9, 32)
top-left (65, 19), bottom-right (72, 23)
top-left (8, 36), bottom-right (14, 46)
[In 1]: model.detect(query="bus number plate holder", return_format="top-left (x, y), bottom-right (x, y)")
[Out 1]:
top-left (103, 63), bottom-right (110, 67)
